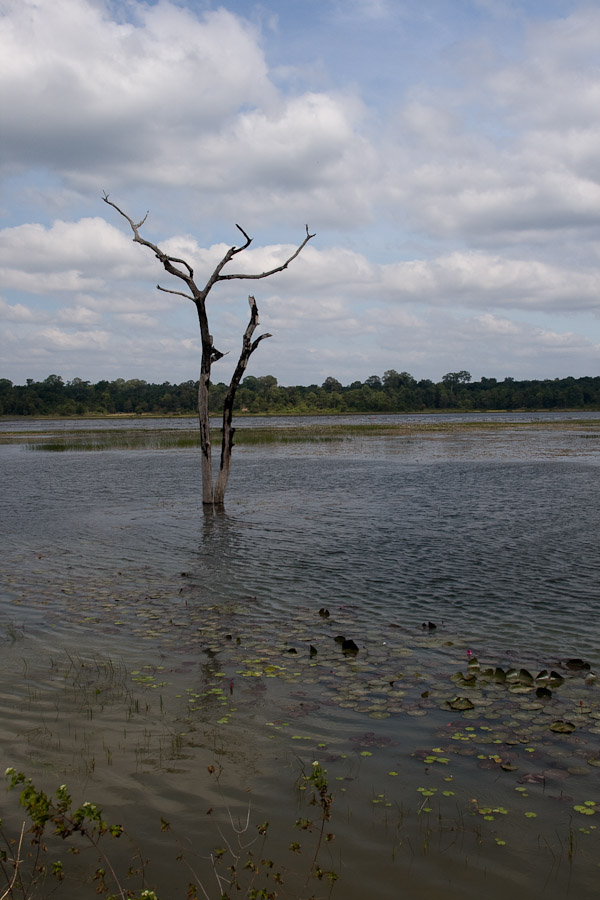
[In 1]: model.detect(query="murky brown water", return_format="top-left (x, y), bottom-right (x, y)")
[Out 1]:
top-left (1, 415), bottom-right (600, 900)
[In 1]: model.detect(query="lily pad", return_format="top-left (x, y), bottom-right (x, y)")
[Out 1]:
top-left (549, 720), bottom-right (576, 734)
top-left (566, 658), bottom-right (590, 671)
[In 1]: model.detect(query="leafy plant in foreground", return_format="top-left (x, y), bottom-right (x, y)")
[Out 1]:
top-left (1, 764), bottom-right (339, 900)
top-left (295, 762), bottom-right (338, 891)
top-left (1, 767), bottom-right (152, 900)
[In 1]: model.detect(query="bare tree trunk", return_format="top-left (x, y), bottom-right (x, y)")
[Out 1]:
top-left (214, 296), bottom-right (270, 505)
top-left (103, 194), bottom-right (314, 509)
top-left (197, 370), bottom-right (213, 506)
top-left (195, 301), bottom-right (221, 506)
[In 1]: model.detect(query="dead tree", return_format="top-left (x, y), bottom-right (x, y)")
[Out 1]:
top-left (103, 194), bottom-right (314, 507)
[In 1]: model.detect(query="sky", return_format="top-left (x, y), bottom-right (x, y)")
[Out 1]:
top-left (1, 0), bottom-right (599, 387)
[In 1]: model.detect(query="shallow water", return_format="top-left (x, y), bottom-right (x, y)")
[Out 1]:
top-left (1, 417), bottom-right (600, 900)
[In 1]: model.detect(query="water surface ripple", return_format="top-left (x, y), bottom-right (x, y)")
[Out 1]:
top-left (1, 420), bottom-right (600, 900)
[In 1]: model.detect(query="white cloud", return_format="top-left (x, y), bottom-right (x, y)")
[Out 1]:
top-left (0, 297), bottom-right (36, 321)
top-left (37, 326), bottom-right (112, 350)
top-left (1, 1), bottom-right (274, 164)
top-left (379, 8), bottom-right (600, 249)
top-left (382, 251), bottom-right (600, 312)
top-left (473, 312), bottom-right (520, 336)
top-left (0, 268), bottom-right (104, 294)
top-left (0, 217), bottom-right (145, 277)
top-left (489, 8), bottom-right (600, 128)
top-left (1, 0), bottom-right (599, 384)
top-left (0, 0), bottom-right (374, 227)
top-left (56, 304), bottom-right (103, 325)
top-left (116, 312), bottom-right (161, 329)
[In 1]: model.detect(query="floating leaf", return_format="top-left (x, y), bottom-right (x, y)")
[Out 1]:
top-left (566, 658), bottom-right (590, 671)
top-left (550, 720), bottom-right (576, 734)
top-left (519, 773), bottom-right (545, 784)
top-left (449, 697), bottom-right (475, 711)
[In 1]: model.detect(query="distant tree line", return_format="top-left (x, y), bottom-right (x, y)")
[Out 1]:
top-left (1, 370), bottom-right (599, 417)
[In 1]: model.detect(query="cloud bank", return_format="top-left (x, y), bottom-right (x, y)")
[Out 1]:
top-left (1, 0), bottom-right (599, 385)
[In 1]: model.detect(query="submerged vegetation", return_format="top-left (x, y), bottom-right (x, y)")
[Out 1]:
top-left (1, 762), bottom-right (338, 900)
top-left (2, 370), bottom-right (600, 418)
top-left (3, 416), bottom-right (599, 454)
top-left (2, 598), bottom-right (600, 899)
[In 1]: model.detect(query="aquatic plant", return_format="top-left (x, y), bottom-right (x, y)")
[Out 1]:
top-left (0, 763), bottom-right (339, 900)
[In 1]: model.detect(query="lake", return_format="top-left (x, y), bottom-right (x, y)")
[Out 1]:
top-left (1, 413), bottom-right (600, 900)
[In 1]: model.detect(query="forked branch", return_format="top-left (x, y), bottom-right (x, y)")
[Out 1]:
top-left (218, 224), bottom-right (315, 282)
top-left (103, 193), bottom-right (314, 300)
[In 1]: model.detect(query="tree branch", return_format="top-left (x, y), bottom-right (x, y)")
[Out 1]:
top-left (102, 193), bottom-right (196, 284)
top-left (157, 285), bottom-right (195, 301)
top-left (217, 225), bottom-right (315, 282)
top-left (213, 296), bottom-right (272, 505)
top-left (250, 332), bottom-right (272, 353)
top-left (232, 224), bottom-right (252, 254)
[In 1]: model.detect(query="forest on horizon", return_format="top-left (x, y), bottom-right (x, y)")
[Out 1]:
top-left (1, 370), bottom-right (599, 417)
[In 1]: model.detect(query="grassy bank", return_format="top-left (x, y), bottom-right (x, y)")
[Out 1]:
top-left (0, 416), bottom-right (599, 452)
